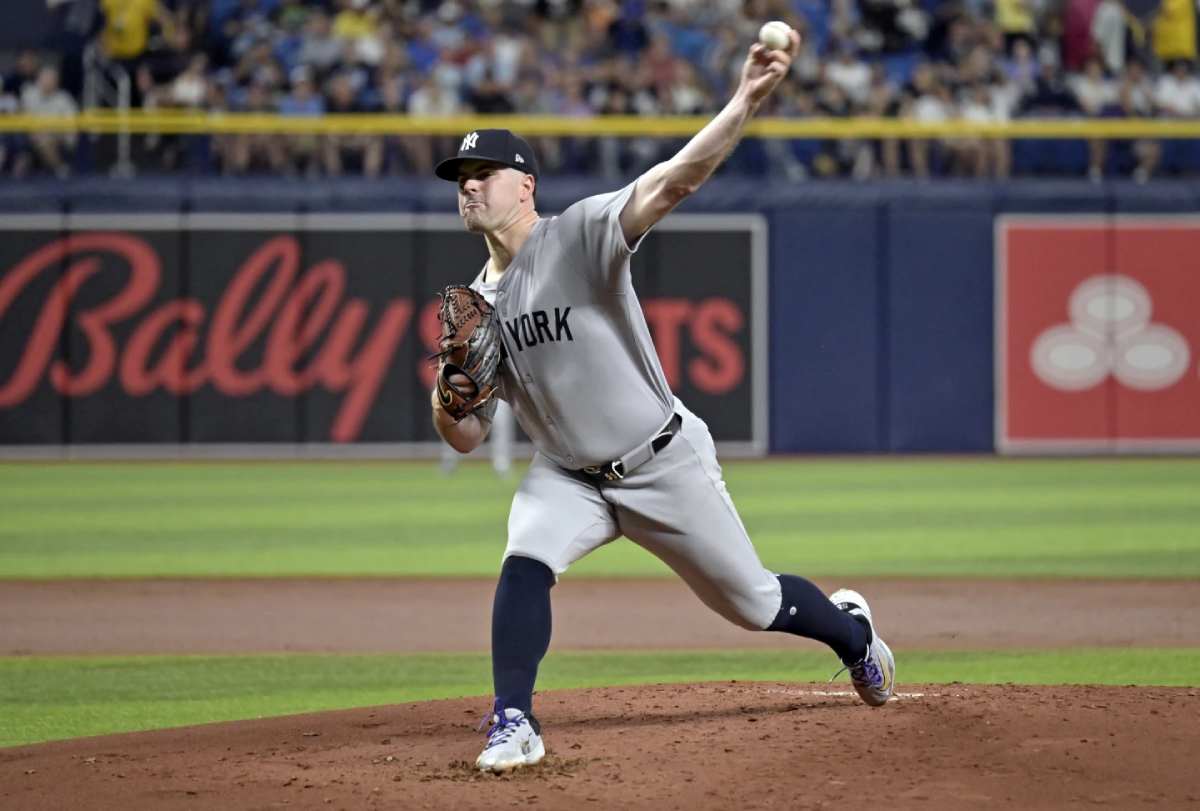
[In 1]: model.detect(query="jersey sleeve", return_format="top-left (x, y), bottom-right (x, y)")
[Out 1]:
top-left (555, 180), bottom-right (649, 289)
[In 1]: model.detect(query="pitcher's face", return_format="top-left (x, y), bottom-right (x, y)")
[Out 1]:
top-left (457, 161), bottom-right (534, 233)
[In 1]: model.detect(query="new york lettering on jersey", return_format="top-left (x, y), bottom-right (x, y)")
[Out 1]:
top-left (504, 307), bottom-right (573, 352)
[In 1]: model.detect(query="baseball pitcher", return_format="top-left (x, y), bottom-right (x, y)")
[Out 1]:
top-left (429, 27), bottom-right (895, 774)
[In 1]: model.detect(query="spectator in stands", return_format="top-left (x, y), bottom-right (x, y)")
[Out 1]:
top-left (956, 82), bottom-right (998, 177)
top-left (168, 53), bottom-right (210, 109)
top-left (667, 61), bottom-right (711, 115)
top-left (995, 0), bottom-right (1037, 55)
top-left (99, 0), bottom-right (173, 71)
top-left (1154, 59), bottom-right (1200, 116)
top-left (297, 10), bottom-right (343, 78)
top-left (1073, 55), bottom-right (1118, 178)
top-left (1003, 36), bottom-right (1040, 92)
top-left (234, 37), bottom-right (283, 90)
top-left (1091, 0), bottom-right (1129, 74)
top-left (18, 66), bottom-right (79, 178)
top-left (1152, 0), bottom-right (1196, 65)
top-left (279, 65), bottom-right (324, 176)
top-left (1106, 58), bottom-right (1161, 181)
top-left (826, 45), bottom-right (872, 106)
top-left (226, 79), bottom-right (287, 175)
top-left (4, 0), bottom-right (1190, 180)
top-left (1062, 0), bottom-right (1100, 71)
top-left (1073, 55), bottom-right (1118, 114)
top-left (1021, 59), bottom-right (1079, 114)
top-left (140, 19), bottom-right (198, 93)
top-left (333, 0), bottom-right (378, 41)
top-left (811, 77), bottom-right (878, 179)
top-left (373, 73), bottom-right (422, 175)
top-left (322, 71), bottom-right (382, 177)
top-left (859, 0), bottom-right (929, 54)
top-left (903, 61), bottom-right (953, 178)
top-left (144, 48), bottom-right (211, 171)
top-left (466, 67), bottom-right (515, 114)
top-left (3, 50), bottom-right (41, 97)
top-left (863, 63), bottom-right (902, 177)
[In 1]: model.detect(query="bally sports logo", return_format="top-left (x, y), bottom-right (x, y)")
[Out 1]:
top-left (997, 217), bottom-right (1200, 452)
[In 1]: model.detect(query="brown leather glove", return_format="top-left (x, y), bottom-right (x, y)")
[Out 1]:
top-left (431, 285), bottom-right (503, 422)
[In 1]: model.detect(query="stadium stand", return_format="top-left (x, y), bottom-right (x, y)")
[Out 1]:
top-left (0, 0), bottom-right (1197, 179)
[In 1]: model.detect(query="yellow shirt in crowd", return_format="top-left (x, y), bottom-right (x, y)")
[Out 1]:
top-left (1153, 0), bottom-right (1197, 62)
top-left (332, 10), bottom-right (376, 41)
top-left (995, 0), bottom-right (1035, 34)
top-left (100, 0), bottom-right (160, 60)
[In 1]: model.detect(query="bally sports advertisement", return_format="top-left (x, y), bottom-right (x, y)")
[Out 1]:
top-left (0, 214), bottom-right (766, 453)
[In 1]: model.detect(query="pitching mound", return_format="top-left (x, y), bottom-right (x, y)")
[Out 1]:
top-left (4, 682), bottom-right (1198, 810)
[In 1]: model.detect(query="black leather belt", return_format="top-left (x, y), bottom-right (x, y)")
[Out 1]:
top-left (579, 413), bottom-right (682, 483)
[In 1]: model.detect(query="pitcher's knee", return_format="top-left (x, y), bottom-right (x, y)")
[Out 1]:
top-left (714, 589), bottom-right (782, 631)
top-left (498, 554), bottom-right (556, 592)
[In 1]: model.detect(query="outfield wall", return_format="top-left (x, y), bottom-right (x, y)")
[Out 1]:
top-left (1, 178), bottom-right (1197, 454)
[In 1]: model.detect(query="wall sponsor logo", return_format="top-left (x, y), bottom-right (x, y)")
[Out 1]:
top-left (0, 234), bottom-right (410, 442)
top-left (0, 215), bottom-right (766, 448)
top-left (997, 217), bottom-right (1200, 452)
top-left (1030, 274), bottom-right (1190, 392)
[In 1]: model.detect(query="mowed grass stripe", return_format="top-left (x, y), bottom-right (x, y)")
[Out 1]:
top-left (2, 648), bottom-right (1198, 747)
top-left (1, 459), bottom-right (1198, 579)
top-left (6, 486), bottom-right (1197, 531)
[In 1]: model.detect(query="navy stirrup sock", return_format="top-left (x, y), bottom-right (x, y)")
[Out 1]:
top-left (491, 555), bottom-right (555, 715)
top-left (767, 574), bottom-right (869, 665)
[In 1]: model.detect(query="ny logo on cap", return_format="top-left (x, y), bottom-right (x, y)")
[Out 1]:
top-left (460, 132), bottom-right (479, 152)
top-left (514, 154), bottom-right (525, 164)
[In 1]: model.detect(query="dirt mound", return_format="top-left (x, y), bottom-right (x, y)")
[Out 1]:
top-left (3, 682), bottom-right (1198, 810)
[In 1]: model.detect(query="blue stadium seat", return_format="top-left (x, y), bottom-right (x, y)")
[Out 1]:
top-left (878, 51), bottom-right (921, 85)
top-left (791, 0), bottom-right (830, 50)
top-left (1161, 138), bottom-right (1200, 174)
top-left (790, 138), bottom-right (824, 167)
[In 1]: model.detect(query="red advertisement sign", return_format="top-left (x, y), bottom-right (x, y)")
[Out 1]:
top-left (0, 214), bottom-right (766, 451)
top-left (997, 216), bottom-right (1200, 452)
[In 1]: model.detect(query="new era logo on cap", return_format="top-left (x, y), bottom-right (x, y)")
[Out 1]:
top-left (435, 129), bottom-right (539, 181)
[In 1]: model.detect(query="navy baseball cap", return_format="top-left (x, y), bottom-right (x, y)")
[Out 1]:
top-left (435, 129), bottom-right (540, 181)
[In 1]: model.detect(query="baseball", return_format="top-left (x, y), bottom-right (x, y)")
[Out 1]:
top-left (758, 20), bottom-right (793, 51)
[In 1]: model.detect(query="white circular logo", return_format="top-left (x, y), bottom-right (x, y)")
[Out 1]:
top-left (1112, 324), bottom-right (1191, 390)
top-left (1068, 275), bottom-right (1152, 339)
top-left (1030, 325), bottom-right (1111, 391)
top-left (1030, 274), bottom-right (1190, 393)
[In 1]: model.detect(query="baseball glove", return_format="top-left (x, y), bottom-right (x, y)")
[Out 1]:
top-left (431, 285), bottom-right (503, 422)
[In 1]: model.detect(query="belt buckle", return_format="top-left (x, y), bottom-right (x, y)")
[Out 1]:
top-left (583, 461), bottom-right (624, 481)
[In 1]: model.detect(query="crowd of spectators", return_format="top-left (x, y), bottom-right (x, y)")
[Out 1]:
top-left (2, 0), bottom-right (1199, 180)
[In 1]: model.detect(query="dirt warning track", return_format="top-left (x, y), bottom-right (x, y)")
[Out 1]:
top-left (2, 577), bottom-right (1198, 655)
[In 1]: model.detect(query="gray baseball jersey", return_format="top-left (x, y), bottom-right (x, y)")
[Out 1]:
top-left (467, 181), bottom-right (783, 632)
top-left (471, 181), bottom-right (673, 469)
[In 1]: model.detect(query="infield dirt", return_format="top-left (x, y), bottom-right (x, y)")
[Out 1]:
top-left (2, 577), bottom-right (1199, 809)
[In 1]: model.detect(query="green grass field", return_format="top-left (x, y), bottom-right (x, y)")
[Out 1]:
top-left (4, 649), bottom-right (1199, 748)
top-left (2, 458), bottom-right (1199, 578)
top-left (2, 458), bottom-right (1198, 748)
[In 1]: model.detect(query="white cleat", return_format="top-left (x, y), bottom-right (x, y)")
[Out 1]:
top-left (475, 704), bottom-right (546, 774)
top-left (829, 588), bottom-right (896, 707)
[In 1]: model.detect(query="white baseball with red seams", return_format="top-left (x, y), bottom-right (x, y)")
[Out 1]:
top-left (758, 20), bottom-right (793, 51)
